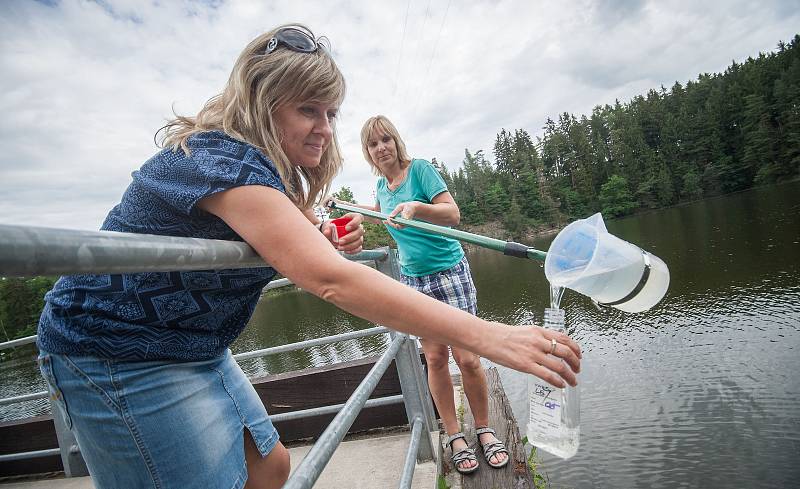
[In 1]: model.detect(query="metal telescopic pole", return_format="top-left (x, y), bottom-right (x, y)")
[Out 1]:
top-left (329, 201), bottom-right (547, 262)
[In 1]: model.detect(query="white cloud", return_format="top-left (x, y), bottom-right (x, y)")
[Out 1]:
top-left (1, 0), bottom-right (797, 228)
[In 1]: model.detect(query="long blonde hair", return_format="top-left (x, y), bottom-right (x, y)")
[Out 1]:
top-left (158, 24), bottom-right (345, 208)
top-left (360, 115), bottom-right (412, 177)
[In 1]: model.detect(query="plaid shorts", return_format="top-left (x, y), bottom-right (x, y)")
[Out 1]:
top-left (401, 256), bottom-right (477, 315)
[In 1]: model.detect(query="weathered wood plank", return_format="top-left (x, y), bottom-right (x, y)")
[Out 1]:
top-left (441, 367), bottom-right (534, 489)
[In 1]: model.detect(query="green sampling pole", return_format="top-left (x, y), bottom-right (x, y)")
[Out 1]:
top-left (329, 201), bottom-right (547, 262)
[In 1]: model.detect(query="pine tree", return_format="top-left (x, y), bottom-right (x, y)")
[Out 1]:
top-left (599, 175), bottom-right (637, 217)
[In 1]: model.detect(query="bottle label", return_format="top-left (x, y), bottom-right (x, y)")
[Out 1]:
top-left (528, 380), bottom-right (563, 437)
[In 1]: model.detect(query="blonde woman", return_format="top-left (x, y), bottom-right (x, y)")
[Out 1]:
top-left (37, 27), bottom-right (581, 488)
top-left (347, 115), bottom-right (508, 474)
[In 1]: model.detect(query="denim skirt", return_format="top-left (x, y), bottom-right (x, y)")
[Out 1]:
top-left (38, 350), bottom-right (279, 489)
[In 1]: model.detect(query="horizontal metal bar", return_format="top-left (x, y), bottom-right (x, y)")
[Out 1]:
top-left (342, 249), bottom-right (389, 262)
top-left (0, 334), bottom-right (37, 350)
top-left (283, 334), bottom-right (407, 489)
top-left (399, 417), bottom-right (424, 489)
top-left (0, 327), bottom-right (392, 406)
top-left (233, 326), bottom-right (390, 362)
top-left (270, 395), bottom-right (404, 423)
top-left (0, 270), bottom-right (387, 354)
top-left (0, 399), bottom-right (410, 463)
top-left (0, 224), bottom-right (389, 277)
top-left (0, 390), bottom-right (48, 406)
top-left (261, 257), bottom-right (380, 294)
top-left (0, 224), bottom-right (266, 277)
top-left (0, 448), bottom-right (61, 463)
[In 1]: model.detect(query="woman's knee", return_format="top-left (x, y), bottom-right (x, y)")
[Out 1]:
top-left (453, 350), bottom-right (482, 373)
top-left (422, 345), bottom-right (450, 370)
top-left (245, 436), bottom-right (290, 489)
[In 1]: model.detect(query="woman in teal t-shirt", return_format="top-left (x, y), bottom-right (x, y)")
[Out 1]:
top-left (350, 115), bottom-right (510, 474)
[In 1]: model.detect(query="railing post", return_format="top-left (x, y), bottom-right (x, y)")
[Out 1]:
top-left (49, 399), bottom-right (89, 477)
top-left (374, 247), bottom-right (437, 462)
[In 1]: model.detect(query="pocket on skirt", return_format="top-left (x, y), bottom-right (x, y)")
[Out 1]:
top-left (38, 353), bottom-right (73, 430)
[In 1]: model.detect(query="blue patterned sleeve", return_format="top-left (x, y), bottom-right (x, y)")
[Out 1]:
top-left (134, 132), bottom-right (286, 216)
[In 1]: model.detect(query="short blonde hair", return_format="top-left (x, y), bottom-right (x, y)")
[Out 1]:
top-left (360, 115), bottom-right (412, 177)
top-left (159, 24), bottom-right (345, 208)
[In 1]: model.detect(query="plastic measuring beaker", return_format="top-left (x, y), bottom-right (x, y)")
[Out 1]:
top-left (544, 213), bottom-right (669, 313)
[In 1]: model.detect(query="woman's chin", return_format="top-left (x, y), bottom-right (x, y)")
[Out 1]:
top-left (295, 158), bottom-right (322, 168)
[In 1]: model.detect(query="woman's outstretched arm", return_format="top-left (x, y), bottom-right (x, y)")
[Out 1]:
top-left (199, 185), bottom-right (581, 387)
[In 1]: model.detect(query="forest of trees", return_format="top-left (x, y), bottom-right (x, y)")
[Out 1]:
top-left (1, 36), bottom-right (798, 344)
top-left (420, 34), bottom-right (800, 238)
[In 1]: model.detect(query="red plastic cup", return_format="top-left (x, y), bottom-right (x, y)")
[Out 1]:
top-left (330, 216), bottom-right (353, 244)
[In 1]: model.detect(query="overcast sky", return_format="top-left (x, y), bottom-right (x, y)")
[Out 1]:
top-left (1, 0), bottom-right (798, 230)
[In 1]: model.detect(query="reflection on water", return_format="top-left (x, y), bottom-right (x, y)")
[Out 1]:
top-left (232, 287), bottom-right (390, 378)
top-left (490, 182), bottom-right (800, 488)
top-left (0, 347), bottom-right (48, 421)
top-left (2, 182), bottom-right (799, 487)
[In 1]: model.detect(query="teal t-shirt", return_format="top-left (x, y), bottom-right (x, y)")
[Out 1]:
top-left (376, 159), bottom-right (464, 277)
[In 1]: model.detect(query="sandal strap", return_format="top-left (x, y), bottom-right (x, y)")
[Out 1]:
top-left (482, 441), bottom-right (509, 460)
top-left (451, 447), bottom-right (477, 464)
top-left (475, 427), bottom-right (496, 436)
top-left (446, 432), bottom-right (467, 447)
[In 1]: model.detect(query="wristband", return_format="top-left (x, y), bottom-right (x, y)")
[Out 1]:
top-left (318, 220), bottom-right (326, 231)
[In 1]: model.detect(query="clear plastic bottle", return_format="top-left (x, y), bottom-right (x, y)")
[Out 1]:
top-left (526, 307), bottom-right (580, 459)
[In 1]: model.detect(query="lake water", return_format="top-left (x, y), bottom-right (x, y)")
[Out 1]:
top-left (2, 182), bottom-right (799, 488)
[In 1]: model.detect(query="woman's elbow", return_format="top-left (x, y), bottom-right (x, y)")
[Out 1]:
top-left (306, 261), bottom-right (354, 305)
top-left (450, 208), bottom-right (461, 226)
top-left (318, 282), bottom-right (341, 304)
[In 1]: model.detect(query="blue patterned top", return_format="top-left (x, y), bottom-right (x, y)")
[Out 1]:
top-left (37, 131), bottom-right (285, 361)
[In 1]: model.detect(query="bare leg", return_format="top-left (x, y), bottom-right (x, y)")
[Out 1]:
top-left (420, 339), bottom-right (477, 472)
top-left (244, 429), bottom-right (290, 489)
top-left (452, 347), bottom-right (508, 466)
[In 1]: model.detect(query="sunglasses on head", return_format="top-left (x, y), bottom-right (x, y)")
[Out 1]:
top-left (265, 27), bottom-right (328, 55)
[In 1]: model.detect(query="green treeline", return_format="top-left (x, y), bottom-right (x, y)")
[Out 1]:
top-left (426, 34), bottom-right (799, 238)
top-left (0, 277), bottom-right (56, 343)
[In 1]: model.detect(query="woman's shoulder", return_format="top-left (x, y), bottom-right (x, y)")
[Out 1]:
top-left (186, 130), bottom-right (255, 154)
top-left (140, 131), bottom-right (283, 189)
top-left (407, 158), bottom-right (429, 172)
top-left (410, 158), bottom-right (440, 178)
top-left (150, 131), bottom-right (253, 162)
top-left (184, 131), bottom-right (278, 171)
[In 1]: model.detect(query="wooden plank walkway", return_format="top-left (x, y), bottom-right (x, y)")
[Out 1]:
top-left (439, 367), bottom-right (534, 489)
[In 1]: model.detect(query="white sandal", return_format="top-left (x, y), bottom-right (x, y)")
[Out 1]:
top-left (475, 427), bottom-right (510, 469)
top-left (446, 432), bottom-right (479, 474)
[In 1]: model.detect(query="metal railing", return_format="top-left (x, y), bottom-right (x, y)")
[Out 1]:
top-left (0, 223), bottom-right (438, 487)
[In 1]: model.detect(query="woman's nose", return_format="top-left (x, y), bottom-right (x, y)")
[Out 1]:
top-left (315, 116), bottom-right (333, 138)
